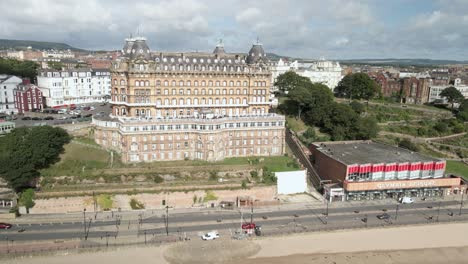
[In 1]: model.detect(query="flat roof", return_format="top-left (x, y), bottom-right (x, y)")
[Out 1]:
top-left (313, 141), bottom-right (440, 165)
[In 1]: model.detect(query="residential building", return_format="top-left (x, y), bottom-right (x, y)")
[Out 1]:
top-left (271, 58), bottom-right (343, 90)
top-left (0, 75), bottom-right (22, 114)
top-left (42, 49), bottom-right (75, 59)
top-left (310, 141), bottom-right (466, 202)
top-left (92, 37), bottom-right (286, 163)
top-left (428, 78), bottom-right (468, 103)
top-left (14, 82), bottom-right (44, 113)
top-left (37, 69), bottom-right (111, 107)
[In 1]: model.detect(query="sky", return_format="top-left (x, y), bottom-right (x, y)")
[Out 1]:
top-left (1, 0), bottom-right (468, 60)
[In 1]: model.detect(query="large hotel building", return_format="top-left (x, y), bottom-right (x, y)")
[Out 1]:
top-left (93, 37), bottom-right (285, 163)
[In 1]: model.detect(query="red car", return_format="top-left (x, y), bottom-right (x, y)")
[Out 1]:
top-left (0, 223), bottom-right (12, 229)
top-left (241, 223), bottom-right (256, 229)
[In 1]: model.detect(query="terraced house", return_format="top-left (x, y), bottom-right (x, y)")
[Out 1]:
top-left (93, 37), bottom-right (285, 163)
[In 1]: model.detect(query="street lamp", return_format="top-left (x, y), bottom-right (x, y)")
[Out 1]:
top-left (459, 191), bottom-right (465, 216)
top-left (165, 205), bottom-right (170, 236)
top-left (83, 208), bottom-right (87, 240)
top-left (395, 204), bottom-right (400, 221)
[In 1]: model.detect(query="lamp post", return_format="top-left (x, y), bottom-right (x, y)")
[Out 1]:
top-left (459, 191), bottom-right (465, 216)
top-left (395, 204), bottom-right (400, 221)
top-left (83, 208), bottom-right (87, 240)
top-left (436, 201), bottom-right (441, 222)
top-left (165, 206), bottom-right (170, 236)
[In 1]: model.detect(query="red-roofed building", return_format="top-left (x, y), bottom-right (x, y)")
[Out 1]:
top-left (14, 82), bottom-right (44, 113)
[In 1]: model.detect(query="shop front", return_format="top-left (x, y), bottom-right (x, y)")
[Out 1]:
top-left (344, 177), bottom-right (462, 201)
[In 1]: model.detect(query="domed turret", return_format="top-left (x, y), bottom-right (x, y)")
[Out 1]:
top-left (130, 37), bottom-right (151, 60)
top-left (246, 39), bottom-right (267, 64)
top-left (122, 37), bottom-right (135, 57)
top-left (213, 39), bottom-right (225, 55)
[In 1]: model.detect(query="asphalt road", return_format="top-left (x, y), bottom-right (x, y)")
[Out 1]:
top-left (1, 200), bottom-right (466, 242)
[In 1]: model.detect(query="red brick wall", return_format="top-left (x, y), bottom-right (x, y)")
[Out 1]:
top-left (310, 144), bottom-right (347, 184)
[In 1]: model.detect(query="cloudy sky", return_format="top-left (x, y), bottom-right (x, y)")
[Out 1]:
top-left (1, 0), bottom-right (468, 60)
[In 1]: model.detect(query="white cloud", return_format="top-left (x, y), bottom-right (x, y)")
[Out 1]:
top-left (235, 8), bottom-right (262, 23)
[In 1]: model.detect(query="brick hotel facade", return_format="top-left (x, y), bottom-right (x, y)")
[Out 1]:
top-left (93, 37), bottom-right (285, 163)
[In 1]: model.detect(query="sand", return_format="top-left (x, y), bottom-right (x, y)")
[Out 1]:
top-left (5, 222), bottom-right (468, 264)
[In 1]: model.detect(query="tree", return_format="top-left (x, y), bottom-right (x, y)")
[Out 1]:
top-left (0, 58), bottom-right (39, 82)
top-left (398, 138), bottom-right (419, 152)
top-left (18, 188), bottom-right (35, 214)
top-left (0, 126), bottom-right (71, 191)
top-left (440, 86), bottom-right (464, 109)
top-left (274, 71), bottom-right (311, 93)
top-left (335, 73), bottom-right (380, 100)
top-left (354, 117), bottom-right (379, 139)
top-left (349, 100), bottom-right (365, 114)
top-left (456, 99), bottom-right (468, 121)
top-left (47, 61), bottom-right (64, 70)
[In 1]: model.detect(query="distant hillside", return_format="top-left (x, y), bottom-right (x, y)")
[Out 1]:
top-left (0, 39), bottom-right (85, 51)
top-left (339, 58), bottom-right (468, 66)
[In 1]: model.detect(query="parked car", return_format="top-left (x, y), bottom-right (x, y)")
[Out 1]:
top-left (90, 106), bottom-right (95, 111)
top-left (0, 223), bottom-right (12, 229)
top-left (83, 114), bottom-right (92, 118)
top-left (31, 117), bottom-right (42, 121)
top-left (377, 213), bottom-right (391, 220)
top-left (44, 116), bottom-right (54, 120)
top-left (201, 231), bottom-right (219, 240)
top-left (399, 197), bottom-right (414, 204)
top-left (21, 116), bottom-right (31, 120)
top-left (83, 106), bottom-right (91, 111)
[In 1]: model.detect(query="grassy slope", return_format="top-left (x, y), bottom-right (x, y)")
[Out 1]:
top-left (446, 160), bottom-right (468, 180)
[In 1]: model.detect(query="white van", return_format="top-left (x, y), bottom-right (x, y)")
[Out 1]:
top-left (399, 197), bottom-right (414, 204)
top-left (58, 109), bottom-right (67, 114)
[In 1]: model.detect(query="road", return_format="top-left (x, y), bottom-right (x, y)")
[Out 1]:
top-left (1, 200), bottom-right (465, 243)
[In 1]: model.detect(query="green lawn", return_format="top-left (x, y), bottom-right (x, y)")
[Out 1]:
top-left (446, 160), bottom-right (468, 180)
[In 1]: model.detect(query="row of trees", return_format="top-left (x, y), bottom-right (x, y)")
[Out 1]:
top-left (277, 72), bottom-right (379, 141)
top-left (0, 126), bottom-right (71, 191)
top-left (0, 57), bottom-right (39, 81)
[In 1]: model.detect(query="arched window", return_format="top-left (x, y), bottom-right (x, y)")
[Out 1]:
top-left (236, 81), bottom-right (241, 86)
top-left (179, 80), bottom-right (184, 86)
top-left (179, 98), bottom-right (184, 105)
top-left (209, 81), bottom-right (213, 87)
top-left (172, 89), bottom-right (176, 95)
top-left (135, 81), bottom-right (140, 87)
top-left (215, 89), bottom-right (220, 95)
top-left (243, 81), bottom-right (248, 86)
top-left (194, 89), bottom-right (199, 95)
top-left (164, 80), bottom-right (169, 86)
top-left (229, 98), bottom-right (233, 104)
top-left (201, 89), bottom-right (206, 95)
top-left (201, 80), bottom-right (206, 86)
top-left (186, 81), bottom-right (191, 86)
top-left (229, 89), bottom-right (234, 95)
top-left (145, 81), bottom-right (150, 86)
top-left (179, 65), bottom-right (183, 71)
top-left (215, 81), bottom-right (220, 86)
top-left (157, 99), bottom-right (162, 105)
top-left (215, 98), bottom-right (220, 104)
top-left (164, 89), bottom-right (169, 95)
top-left (208, 98), bottom-right (213, 104)
top-left (164, 99), bottom-right (169, 105)
top-left (229, 81), bottom-right (234, 86)
top-left (222, 98), bottom-right (226, 104)
top-left (222, 89), bottom-right (227, 95)
top-left (201, 98), bottom-right (206, 104)
top-left (222, 81), bottom-right (227, 86)
top-left (113, 79), bottom-right (117, 85)
top-left (208, 89), bottom-right (213, 95)
top-left (179, 89), bottom-right (184, 95)
top-left (172, 99), bottom-right (177, 105)
top-left (186, 98), bottom-right (191, 105)
top-left (236, 89), bottom-right (240, 95)
top-left (156, 80), bottom-right (161, 86)
top-left (187, 89), bottom-right (191, 95)
top-left (120, 80), bottom-right (125, 85)
top-left (194, 98), bottom-right (199, 105)
top-left (194, 81), bottom-right (198, 87)
top-left (236, 98), bottom-right (240, 104)
top-left (242, 98), bottom-right (247, 104)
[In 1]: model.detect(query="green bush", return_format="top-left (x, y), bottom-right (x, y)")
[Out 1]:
top-left (209, 171), bottom-right (219, 181)
top-left (203, 191), bottom-right (218, 202)
top-left (97, 194), bottom-right (113, 211)
top-left (250, 170), bottom-right (258, 179)
top-left (129, 198), bottom-right (145, 210)
top-left (398, 139), bottom-right (419, 152)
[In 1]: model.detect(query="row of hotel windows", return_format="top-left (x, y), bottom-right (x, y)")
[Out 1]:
top-left (114, 79), bottom-right (267, 87)
top-left (127, 147), bottom-right (280, 162)
top-left (133, 64), bottom-right (263, 73)
top-left (125, 130), bottom-right (280, 142)
top-left (116, 88), bottom-right (267, 96)
top-left (129, 138), bottom-right (279, 152)
top-left (116, 107), bottom-right (267, 117)
top-left (123, 97), bottom-right (266, 105)
top-left (121, 121), bottom-right (284, 132)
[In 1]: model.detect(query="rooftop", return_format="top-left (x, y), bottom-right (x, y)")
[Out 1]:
top-left (312, 141), bottom-right (440, 165)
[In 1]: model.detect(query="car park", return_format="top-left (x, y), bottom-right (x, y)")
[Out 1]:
top-left (0, 223), bottom-right (12, 229)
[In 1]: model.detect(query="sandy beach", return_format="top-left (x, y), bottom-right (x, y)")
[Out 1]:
top-left (5, 222), bottom-right (468, 264)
